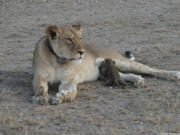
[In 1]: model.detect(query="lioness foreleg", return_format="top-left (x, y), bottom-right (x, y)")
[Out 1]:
top-left (32, 76), bottom-right (49, 104)
top-left (49, 81), bottom-right (77, 105)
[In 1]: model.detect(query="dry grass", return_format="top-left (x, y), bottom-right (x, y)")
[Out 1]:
top-left (153, 29), bottom-right (168, 33)
top-left (48, 110), bottom-right (66, 122)
top-left (117, 122), bottom-right (127, 129)
top-left (9, 122), bottom-right (25, 130)
top-left (0, 112), bottom-right (14, 124)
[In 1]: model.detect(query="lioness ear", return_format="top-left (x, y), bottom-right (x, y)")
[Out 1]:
top-left (45, 25), bottom-right (62, 40)
top-left (72, 23), bottom-right (83, 38)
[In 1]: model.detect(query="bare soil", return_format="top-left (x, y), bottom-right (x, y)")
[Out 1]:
top-left (0, 0), bottom-right (180, 135)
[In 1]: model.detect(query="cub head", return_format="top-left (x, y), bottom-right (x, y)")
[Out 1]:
top-left (104, 58), bottom-right (116, 66)
top-left (45, 23), bottom-right (84, 64)
top-left (99, 58), bottom-right (116, 74)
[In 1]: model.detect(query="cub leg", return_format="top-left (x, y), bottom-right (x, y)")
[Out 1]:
top-left (49, 81), bottom-right (77, 105)
top-left (32, 76), bottom-right (49, 104)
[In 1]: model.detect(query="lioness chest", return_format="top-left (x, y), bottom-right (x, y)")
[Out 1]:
top-left (49, 54), bottom-right (99, 84)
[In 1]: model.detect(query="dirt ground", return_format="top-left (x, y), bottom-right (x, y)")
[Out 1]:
top-left (0, 0), bottom-right (180, 135)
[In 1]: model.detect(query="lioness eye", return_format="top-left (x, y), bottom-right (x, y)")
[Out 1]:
top-left (66, 38), bottom-right (73, 43)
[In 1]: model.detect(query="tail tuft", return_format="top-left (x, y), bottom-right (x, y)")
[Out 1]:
top-left (124, 51), bottom-right (135, 61)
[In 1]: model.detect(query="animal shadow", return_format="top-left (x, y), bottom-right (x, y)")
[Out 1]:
top-left (0, 70), bottom-right (33, 103)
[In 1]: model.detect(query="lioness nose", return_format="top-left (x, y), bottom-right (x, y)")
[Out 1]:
top-left (77, 50), bottom-right (84, 55)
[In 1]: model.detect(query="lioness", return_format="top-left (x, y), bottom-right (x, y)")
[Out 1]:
top-left (32, 24), bottom-right (180, 104)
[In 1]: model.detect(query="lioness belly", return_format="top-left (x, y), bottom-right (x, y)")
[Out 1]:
top-left (79, 61), bottom-right (99, 83)
top-left (72, 57), bottom-right (99, 83)
top-left (78, 54), bottom-right (99, 83)
top-left (49, 58), bottom-right (99, 84)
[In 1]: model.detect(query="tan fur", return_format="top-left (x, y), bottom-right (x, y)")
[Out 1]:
top-left (32, 24), bottom-right (180, 104)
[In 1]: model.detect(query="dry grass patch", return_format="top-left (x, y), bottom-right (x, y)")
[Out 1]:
top-left (117, 122), bottom-right (127, 129)
top-left (144, 116), bottom-right (160, 125)
top-left (9, 122), bottom-right (25, 130)
top-left (137, 127), bottom-right (150, 135)
top-left (24, 118), bottom-right (42, 126)
top-left (48, 110), bottom-right (66, 122)
top-left (153, 28), bottom-right (168, 33)
top-left (132, 115), bottom-right (142, 122)
top-left (0, 112), bottom-right (14, 124)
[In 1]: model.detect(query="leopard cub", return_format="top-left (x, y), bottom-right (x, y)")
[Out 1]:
top-left (99, 58), bottom-right (126, 88)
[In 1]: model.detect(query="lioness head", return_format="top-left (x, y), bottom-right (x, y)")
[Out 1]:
top-left (45, 23), bottom-right (84, 64)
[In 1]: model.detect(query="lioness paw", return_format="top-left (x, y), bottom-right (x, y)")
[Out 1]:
top-left (172, 71), bottom-right (180, 80)
top-left (48, 96), bottom-right (63, 105)
top-left (168, 71), bottom-right (180, 81)
top-left (136, 77), bottom-right (146, 88)
top-left (32, 96), bottom-right (49, 105)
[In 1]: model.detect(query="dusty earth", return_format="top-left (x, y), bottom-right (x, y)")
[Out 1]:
top-left (0, 0), bottom-right (180, 135)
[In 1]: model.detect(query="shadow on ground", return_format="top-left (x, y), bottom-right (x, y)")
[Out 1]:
top-left (0, 70), bottom-right (33, 103)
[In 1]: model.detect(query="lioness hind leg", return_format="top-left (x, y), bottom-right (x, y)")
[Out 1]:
top-left (49, 81), bottom-right (77, 105)
top-left (119, 72), bottom-right (145, 87)
top-left (32, 77), bottom-right (49, 104)
top-left (115, 60), bottom-right (180, 81)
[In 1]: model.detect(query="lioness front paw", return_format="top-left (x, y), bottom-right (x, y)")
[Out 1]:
top-left (32, 96), bottom-right (49, 105)
top-left (48, 95), bottom-right (63, 105)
